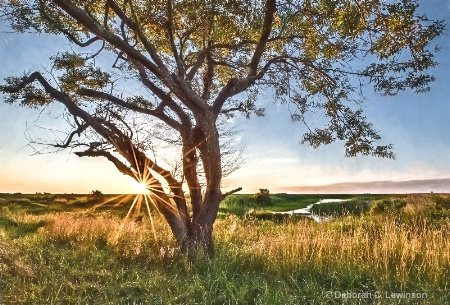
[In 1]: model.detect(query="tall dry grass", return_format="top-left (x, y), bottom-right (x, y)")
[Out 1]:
top-left (1, 194), bottom-right (449, 304)
top-left (42, 212), bottom-right (177, 260)
top-left (40, 210), bottom-right (450, 284)
top-left (214, 214), bottom-right (450, 285)
top-left (38, 204), bottom-right (450, 287)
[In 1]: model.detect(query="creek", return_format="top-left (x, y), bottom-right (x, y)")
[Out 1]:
top-left (275, 199), bottom-right (348, 222)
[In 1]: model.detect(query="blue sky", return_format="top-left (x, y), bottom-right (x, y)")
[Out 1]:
top-left (1, 0), bottom-right (450, 194)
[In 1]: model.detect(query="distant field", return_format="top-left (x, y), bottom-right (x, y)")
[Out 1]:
top-left (1, 193), bottom-right (449, 304)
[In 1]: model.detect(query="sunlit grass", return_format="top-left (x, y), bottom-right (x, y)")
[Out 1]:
top-left (0, 194), bottom-right (449, 304)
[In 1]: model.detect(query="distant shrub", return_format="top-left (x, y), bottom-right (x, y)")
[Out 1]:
top-left (29, 195), bottom-right (57, 204)
top-left (234, 196), bottom-right (255, 207)
top-left (221, 195), bottom-right (255, 208)
top-left (91, 190), bottom-right (104, 198)
top-left (254, 189), bottom-right (271, 206)
top-left (370, 198), bottom-right (406, 215)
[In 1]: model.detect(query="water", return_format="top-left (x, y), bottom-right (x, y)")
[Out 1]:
top-left (274, 199), bottom-right (348, 222)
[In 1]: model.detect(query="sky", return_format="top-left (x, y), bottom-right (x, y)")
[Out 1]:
top-left (1, 0), bottom-right (450, 194)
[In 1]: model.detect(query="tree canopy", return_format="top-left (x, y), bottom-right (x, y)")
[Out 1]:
top-left (0, 0), bottom-right (444, 256)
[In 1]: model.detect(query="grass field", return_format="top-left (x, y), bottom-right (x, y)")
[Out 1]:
top-left (0, 193), bottom-right (449, 304)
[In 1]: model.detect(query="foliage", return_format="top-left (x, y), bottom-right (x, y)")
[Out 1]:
top-left (0, 0), bottom-right (443, 157)
top-left (91, 190), bottom-right (104, 198)
top-left (425, 196), bottom-right (450, 223)
top-left (254, 189), bottom-right (272, 206)
top-left (370, 198), bottom-right (407, 215)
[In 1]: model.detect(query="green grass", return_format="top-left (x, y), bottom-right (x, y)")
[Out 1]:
top-left (310, 198), bottom-right (372, 216)
top-left (0, 193), bottom-right (449, 304)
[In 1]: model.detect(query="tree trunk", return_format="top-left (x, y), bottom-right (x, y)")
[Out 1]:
top-left (173, 201), bottom-right (220, 259)
top-left (167, 218), bottom-right (214, 259)
top-left (187, 222), bottom-right (215, 259)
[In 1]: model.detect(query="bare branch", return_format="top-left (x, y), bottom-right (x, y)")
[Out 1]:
top-left (221, 187), bottom-right (242, 200)
top-left (77, 87), bottom-right (182, 130)
top-left (53, 121), bottom-right (89, 149)
top-left (75, 149), bottom-right (135, 177)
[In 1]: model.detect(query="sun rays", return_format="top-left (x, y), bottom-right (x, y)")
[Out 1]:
top-left (88, 147), bottom-right (181, 247)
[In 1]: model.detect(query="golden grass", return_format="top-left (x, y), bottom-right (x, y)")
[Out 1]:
top-left (21, 195), bottom-right (445, 286)
top-left (41, 212), bottom-right (176, 260)
top-left (1, 194), bottom-right (449, 304)
top-left (214, 215), bottom-right (450, 284)
top-left (38, 209), bottom-right (450, 285)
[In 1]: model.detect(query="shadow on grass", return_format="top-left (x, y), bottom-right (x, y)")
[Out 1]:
top-left (0, 208), bottom-right (48, 238)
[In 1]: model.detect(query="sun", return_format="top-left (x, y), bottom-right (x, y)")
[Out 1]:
top-left (131, 180), bottom-right (150, 194)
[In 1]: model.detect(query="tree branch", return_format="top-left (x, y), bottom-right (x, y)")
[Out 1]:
top-left (130, 60), bottom-right (193, 127)
top-left (186, 49), bottom-right (207, 82)
top-left (202, 44), bottom-right (214, 100)
top-left (39, 2), bottom-right (103, 47)
top-left (248, 0), bottom-right (277, 75)
top-left (53, 121), bottom-right (89, 149)
top-left (107, 0), bottom-right (169, 73)
top-left (166, 0), bottom-right (185, 75)
top-left (52, 0), bottom-right (164, 81)
top-left (110, 0), bottom-right (207, 111)
top-left (212, 75), bottom-right (263, 116)
top-left (221, 187), bottom-right (242, 200)
top-left (210, 0), bottom-right (277, 116)
top-left (77, 87), bottom-right (182, 130)
top-left (75, 149), bottom-right (135, 177)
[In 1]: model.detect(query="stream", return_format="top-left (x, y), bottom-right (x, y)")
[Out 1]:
top-left (275, 199), bottom-right (348, 222)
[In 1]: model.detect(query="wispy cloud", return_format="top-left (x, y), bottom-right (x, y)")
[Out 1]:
top-left (278, 178), bottom-right (450, 194)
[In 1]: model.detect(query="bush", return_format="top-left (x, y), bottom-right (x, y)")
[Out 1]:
top-left (370, 198), bottom-right (406, 215)
top-left (254, 189), bottom-right (271, 206)
top-left (91, 190), bottom-right (104, 198)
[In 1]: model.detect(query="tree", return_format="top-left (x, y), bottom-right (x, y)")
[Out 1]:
top-left (0, 0), bottom-right (444, 257)
top-left (255, 189), bottom-right (271, 206)
top-left (91, 190), bottom-right (104, 198)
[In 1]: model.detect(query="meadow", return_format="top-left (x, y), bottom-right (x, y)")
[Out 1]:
top-left (0, 192), bottom-right (449, 304)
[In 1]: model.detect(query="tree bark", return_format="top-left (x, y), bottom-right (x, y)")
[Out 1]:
top-left (175, 114), bottom-right (224, 258)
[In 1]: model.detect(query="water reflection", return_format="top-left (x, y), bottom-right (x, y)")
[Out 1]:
top-left (274, 199), bottom-right (348, 222)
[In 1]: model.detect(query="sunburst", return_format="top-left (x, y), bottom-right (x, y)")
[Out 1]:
top-left (87, 147), bottom-right (179, 248)
top-left (110, 147), bottom-right (177, 246)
